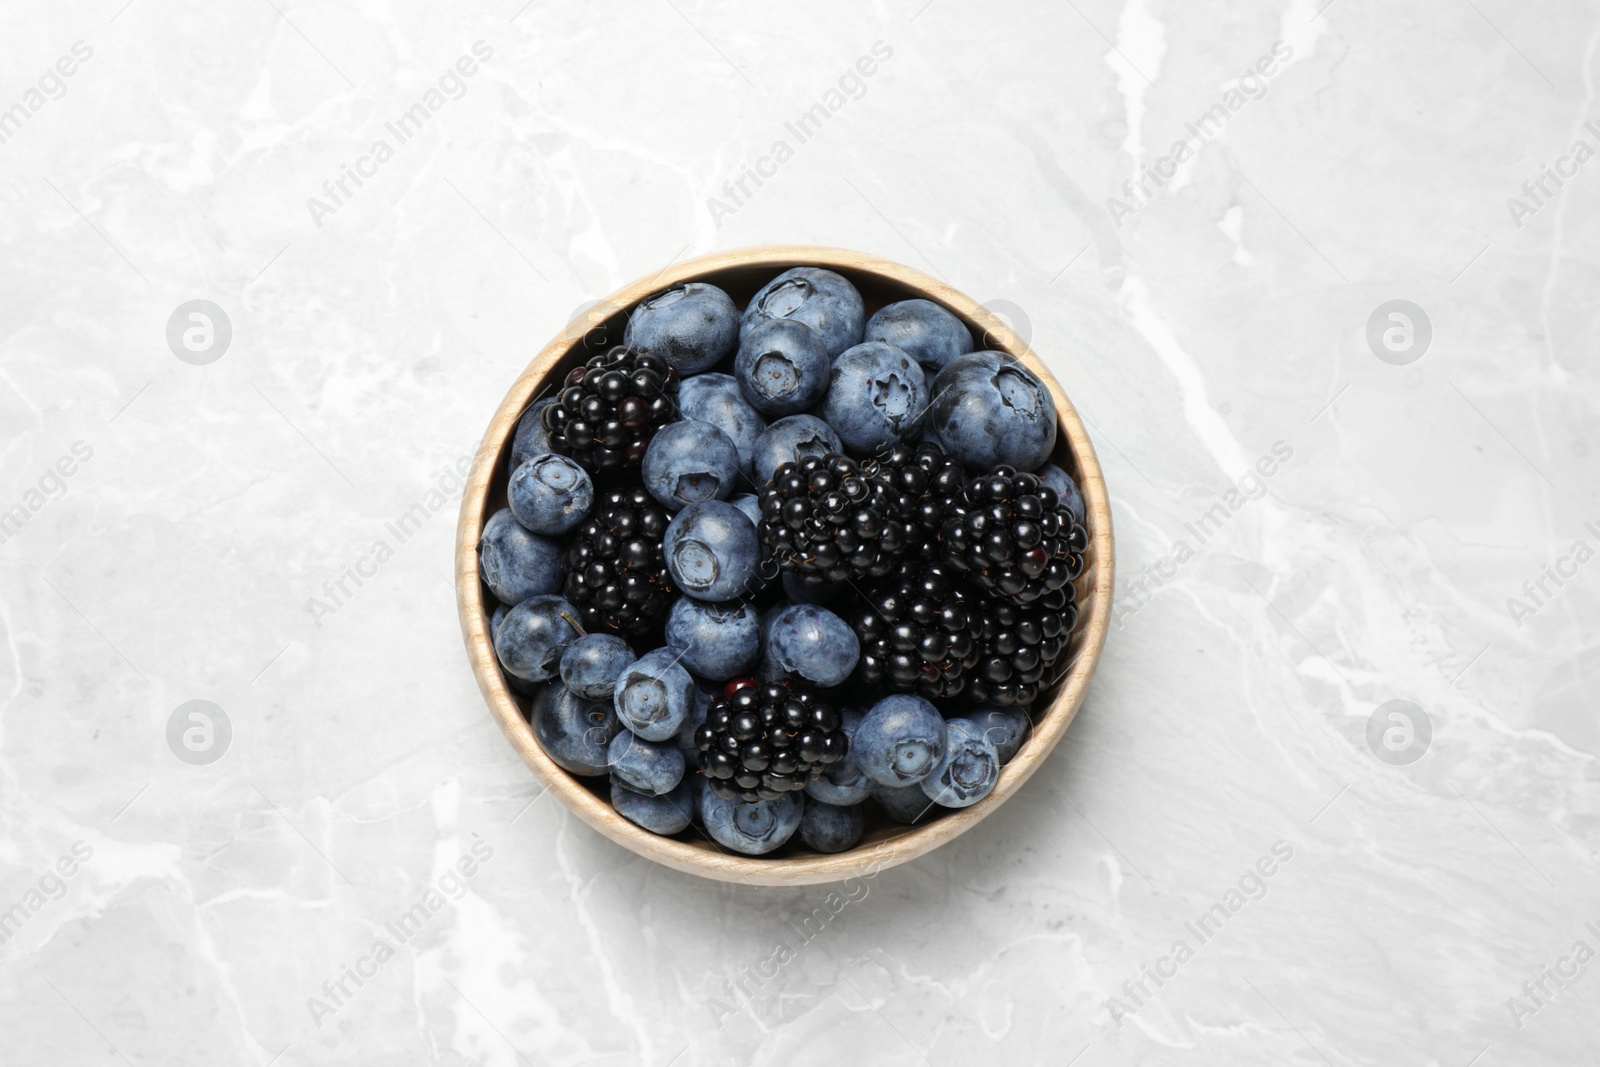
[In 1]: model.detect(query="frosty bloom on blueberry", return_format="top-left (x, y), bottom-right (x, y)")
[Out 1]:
top-left (740, 266), bottom-right (865, 359)
top-left (822, 340), bottom-right (929, 454)
top-left (624, 282), bottom-right (740, 375)
top-left (863, 298), bottom-right (975, 385)
top-left (662, 499), bottom-right (759, 603)
top-left (677, 372), bottom-right (767, 479)
top-left (735, 319), bottom-right (831, 417)
top-left (481, 259), bottom-right (1094, 860)
top-left (927, 351), bottom-right (1058, 472)
top-left (642, 419), bottom-right (741, 513)
top-left (508, 453), bottom-right (594, 536)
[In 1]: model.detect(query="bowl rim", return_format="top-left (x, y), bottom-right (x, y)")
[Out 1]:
top-left (454, 244), bottom-right (1115, 886)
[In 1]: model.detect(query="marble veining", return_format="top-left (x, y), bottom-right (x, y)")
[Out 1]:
top-left (1, 0), bottom-right (1596, 1064)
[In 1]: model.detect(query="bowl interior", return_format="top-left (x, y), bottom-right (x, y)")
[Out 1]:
top-left (459, 247), bottom-right (1112, 884)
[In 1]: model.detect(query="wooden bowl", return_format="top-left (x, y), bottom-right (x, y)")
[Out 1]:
top-left (455, 246), bottom-right (1114, 886)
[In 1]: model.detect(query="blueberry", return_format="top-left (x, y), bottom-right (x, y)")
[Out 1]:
top-left (510, 397), bottom-right (559, 468)
top-left (508, 453), bottom-right (594, 536)
top-left (869, 779), bottom-right (937, 825)
top-left (727, 493), bottom-right (763, 529)
top-left (613, 647), bottom-right (695, 741)
top-left (762, 603), bottom-right (858, 688)
top-left (677, 372), bottom-right (768, 478)
top-left (607, 731), bottom-right (686, 796)
top-left (624, 282), bottom-right (740, 374)
top-left (949, 705), bottom-right (1031, 764)
top-left (559, 633), bottom-right (636, 702)
top-left (927, 351), bottom-right (1057, 472)
top-left (854, 694), bottom-right (945, 786)
top-left (920, 724), bottom-right (999, 808)
top-left (751, 415), bottom-right (843, 486)
top-left (665, 596), bottom-right (760, 680)
top-left (698, 779), bottom-right (804, 855)
top-left (611, 777), bottom-right (694, 835)
top-left (1038, 463), bottom-right (1085, 524)
top-left (642, 420), bottom-right (741, 512)
top-left (734, 319), bottom-right (831, 417)
top-left (740, 267), bottom-right (865, 359)
top-left (805, 707), bottom-right (871, 805)
top-left (493, 595), bottom-right (582, 682)
top-left (662, 499), bottom-right (759, 602)
top-left (862, 298), bottom-right (974, 382)
top-left (490, 602), bottom-right (508, 641)
top-left (799, 799), bottom-right (864, 853)
top-left (478, 508), bottom-right (563, 604)
top-left (532, 683), bottom-right (620, 775)
top-left (822, 341), bottom-right (929, 454)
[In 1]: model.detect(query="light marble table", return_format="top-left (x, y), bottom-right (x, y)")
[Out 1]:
top-left (1, 0), bottom-right (1595, 1064)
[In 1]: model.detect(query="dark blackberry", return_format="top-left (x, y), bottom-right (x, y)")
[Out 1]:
top-left (964, 596), bottom-right (1078, 707)
top-left (861, 440), bottom-right (967, 556)
top-left (849, 560), bottom-right (981, 698)
top-left (940, 466), bottom-right (1089, 604)
top-left (562, 487), bottom-right (674, 636)
top-left (757, 453), bottom-right (912, 591)
top-left (542, 346), bottom-right (679, 472)
top-left (696, 678), bottom-right (847, 802)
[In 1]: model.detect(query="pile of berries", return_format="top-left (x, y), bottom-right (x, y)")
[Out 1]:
top-left (481, 265), bottom-right (1090, 859)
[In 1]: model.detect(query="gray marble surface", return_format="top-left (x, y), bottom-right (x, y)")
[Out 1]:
top-left (2, 0), bottom-right (1596, 1064)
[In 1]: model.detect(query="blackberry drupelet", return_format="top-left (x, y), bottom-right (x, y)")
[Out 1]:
top-left (757, 453), bottom-right (912, 590)
top-left (541, 346), bottom-right (679, 472)
top-left (860, 440), bottom-right (966, 557)
top-left (562, 487), bottom-right (674, 636)
top-left (696, 679), bottom-right (848, 802)
top-left (964, 597), bottom-right (1078, 707)
top-left (940, 467), bottom-right (1088, 604)
top-left (849, 560), bottom-right (981, 699)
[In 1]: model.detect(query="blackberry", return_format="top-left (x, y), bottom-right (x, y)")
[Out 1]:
top-left (940, 467), bottom-right (1089, 604)
top-left (849, 560), bottom-right (981, 698)
top-left (861, 440), bottom-right (967, 557)
top-left (696, 679), bottom-right (848, 802)
top-left (757, 453), bottom-right (912, 590)
top-left (964, 597), bottom-right (1078, 707)
top-left (542, 346), bottom-right (679, 472)
top-left (562, 487), bottom-right (674, 636)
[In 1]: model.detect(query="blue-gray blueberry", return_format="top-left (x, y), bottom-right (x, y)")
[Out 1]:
top-left (854, 693), bottom-right (945, 786)
top-left (508, 453), bottom-right (594, 536)
top-left (665, 596), bottom-right (760, 680)
top-left (698, 779), bottom-right (804, 855)
top-left (493, 594), bottom-right (582, 682)
top-left (479, 508), bottom-right (563, 604)
top-left (822, 341), bottom-right (928, 454)
top-left (611, 777), bottom-right (694, 835)
top-left (642, 419), bottom-right (740, 512)
top-left (663, 499), bottom-right (759, 602)
top-left (927, 351), bottom-right (1057, 472)
top-left (677, 372), bottom-right (767, 478)
top-left (761, 603), bottom-right (859, 688)
top-left (532, 683), bottom-right (620, 776)
top-left (863, 298), bottom-right (973, 386)
top-left (799, 799), bottom-right (864, 853)
top-left (740, 266), bottom-right (865, 359)
top-left (559, 633), bottom-right (636, 702)
top-left (752, 415), bottom-right (843, 485)
top-left (613, 647), bottom-right (696, 741)
top-left (607, 731), bottom-right (686, 796)
top-left (624, 282), bottom-right (740, 374)
top-left (735, 319), bottom-right (831, 417)
top-left (920, 724), bottom-right (999, 807)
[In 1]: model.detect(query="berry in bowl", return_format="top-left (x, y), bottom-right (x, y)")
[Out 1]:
top-left (455, 247), bottom-right (1112, 886)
